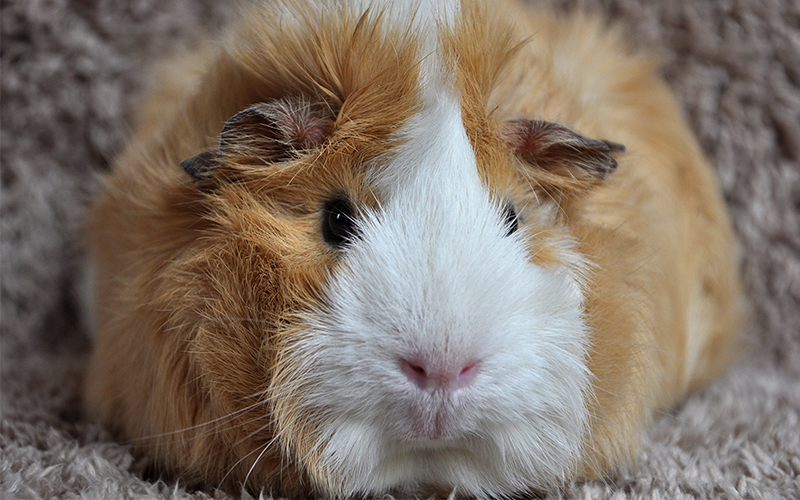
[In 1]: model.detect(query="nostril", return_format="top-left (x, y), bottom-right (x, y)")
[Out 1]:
top-left (401, 359), bottom-right (427, 375)
top-left (459, 362), bottom-right (477, 377)
top-left (407, 361), bottom-right (426, 375)
top-left (401, 359), bottom-right (429, 389)
top-left (457, 361), bottom-right (479, 386)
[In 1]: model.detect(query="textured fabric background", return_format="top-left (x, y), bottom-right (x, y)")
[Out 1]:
top-left (1, 0), bottom-right (799, 498)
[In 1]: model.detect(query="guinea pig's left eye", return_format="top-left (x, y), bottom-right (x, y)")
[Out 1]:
top-left (504, 203), bottom-right (518, 236)
top-left (322, 197), bottom-right (357, 248)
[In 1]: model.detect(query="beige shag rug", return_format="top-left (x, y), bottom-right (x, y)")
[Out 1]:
top-left (2, 0), bottom-right (799, 498)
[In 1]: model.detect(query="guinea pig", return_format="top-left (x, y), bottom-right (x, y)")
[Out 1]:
top-left (83, 0), bottom-right (745, 497)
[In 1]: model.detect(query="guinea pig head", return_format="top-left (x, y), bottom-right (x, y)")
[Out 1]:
top-left (173, 81), bottom-right (623, 497)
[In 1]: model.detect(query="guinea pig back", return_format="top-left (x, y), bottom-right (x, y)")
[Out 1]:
top-left (84, 0), bottom-right (744, 497)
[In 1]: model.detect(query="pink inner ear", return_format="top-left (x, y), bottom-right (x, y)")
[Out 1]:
top-left (504, 119), bottom-right (529, 153)
top-left (288, 112), bottom-right (333, 150)
top-left (504, 119), bottom-right (547, 157)
top-left (220, 99), bottom-right (334, 158)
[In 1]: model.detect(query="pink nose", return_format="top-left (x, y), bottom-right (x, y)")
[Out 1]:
top-left (401, 358), bottom-right (479, 390)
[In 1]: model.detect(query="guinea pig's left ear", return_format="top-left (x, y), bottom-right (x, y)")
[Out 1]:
top-left (180, 98), bottom-right (334, 184)
top-left (505, 118), bottom-right (624, 194)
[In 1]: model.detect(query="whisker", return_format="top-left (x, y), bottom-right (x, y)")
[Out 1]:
top-left (590, 337), bottom-right (685, 360)
top-left (243, 443), bottom-right (273, 492)
top-left (587, 411), bottom-right (643, 442)
top-left (219, 440), bottom-right (269, 490)
top-left (230, 420), bottom-right (275, 452)
top-left (589, 384), bottom-right (738, 467)
top-left (577, 441), bottom-right (621, 491)
top-left (123, 393), bottom-right (273, 445)
top-left (128, 412), bottom-right (270, 450)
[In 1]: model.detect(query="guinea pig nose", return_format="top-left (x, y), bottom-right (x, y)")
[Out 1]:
top-left (400, 358), bottom-right (479, 390)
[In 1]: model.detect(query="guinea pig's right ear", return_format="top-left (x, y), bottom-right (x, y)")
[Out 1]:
top-left (180, 98), bottom-right (334, 186)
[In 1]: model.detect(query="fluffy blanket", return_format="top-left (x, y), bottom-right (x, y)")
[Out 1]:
top-left (2, 0), bottom-right (799, 498)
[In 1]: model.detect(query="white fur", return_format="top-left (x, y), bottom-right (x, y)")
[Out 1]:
top-left (348, 0), bottom-right (460, 28)
top-left (266, 0), bottom-right (458, 46)
top-left (274, 2), bottom-right (592, 497)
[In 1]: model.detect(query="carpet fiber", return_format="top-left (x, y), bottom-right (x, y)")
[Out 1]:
top-left (2, 0), bottom-right (799, 498)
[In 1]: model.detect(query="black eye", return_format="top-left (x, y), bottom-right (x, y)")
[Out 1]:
top-left (322, 197), bottom-right (357, 247)
top-left (504, 204), bottom-right (518, 236)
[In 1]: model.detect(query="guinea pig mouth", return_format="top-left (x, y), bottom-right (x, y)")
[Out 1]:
top-left (403, 395), bottom-right (477, 442)
top-left (409, 411), bottom-right (456, 440)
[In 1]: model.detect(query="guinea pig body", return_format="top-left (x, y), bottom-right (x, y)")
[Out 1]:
top-left (84, 0), bottom-right (744, 497)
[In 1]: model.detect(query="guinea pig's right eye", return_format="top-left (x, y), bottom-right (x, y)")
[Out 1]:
top-left (322, 197), bottom-right (357, 248)
top-left (503, 203), bottom-right (518, 237)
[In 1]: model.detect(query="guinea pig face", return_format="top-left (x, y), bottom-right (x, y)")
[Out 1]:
top-left (177, 95), bottom-right (620, 496)
top-left (173, 5), bottom-right (623, 496)
top-left (274, 96), bottom-right (594, 496)
top-left (186, 100), bottom-right (622, 498)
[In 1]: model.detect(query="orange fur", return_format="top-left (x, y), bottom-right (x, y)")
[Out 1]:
top-left (84, 0), bottom-right (744, 496)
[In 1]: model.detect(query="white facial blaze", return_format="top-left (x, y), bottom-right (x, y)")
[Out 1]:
top-left (281, 1), bottom-right (592, 497)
